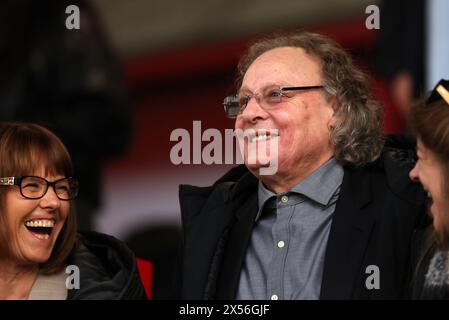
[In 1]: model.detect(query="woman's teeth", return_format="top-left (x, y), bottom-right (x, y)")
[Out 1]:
top-left (24, 219), bottom-right (55, 239)
top-left (25, 219), bottom-right (55, 228)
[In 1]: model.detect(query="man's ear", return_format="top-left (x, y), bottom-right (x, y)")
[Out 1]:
top-left (328, 98), bottom-right (339, 129)
top-left (328, 115), bottom-right (337, 130)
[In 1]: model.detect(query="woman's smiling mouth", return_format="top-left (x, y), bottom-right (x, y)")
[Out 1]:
top-left (24, 219), bottom-right (55, 240)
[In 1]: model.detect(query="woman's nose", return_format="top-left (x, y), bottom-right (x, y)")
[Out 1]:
top-left (409, 164), bottom-right (420, 182)
top-left (39, 186), bottom-right (61, 210)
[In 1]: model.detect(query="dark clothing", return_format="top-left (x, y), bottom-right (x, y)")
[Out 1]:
top-left (373, 0), bottom-right (426, 98)
top-left (178, 147), bottom-right (427, 299)
top-left (67, 231), bottom-right (146, 300)
top-left (411, 229), bottom-right (449, 300)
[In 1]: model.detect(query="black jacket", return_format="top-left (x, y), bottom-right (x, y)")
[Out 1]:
top-left (178, 146), bottom-right (427, 299)
top-left (410, 229), bottom-right (449, 300)
top-left (66, 232), bottom-right (146, 300)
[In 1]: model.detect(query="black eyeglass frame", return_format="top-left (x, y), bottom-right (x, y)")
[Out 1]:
top-left (0, 176), bottom-right (79, 200)
top-left (223, 85), bottom-right (325, 118)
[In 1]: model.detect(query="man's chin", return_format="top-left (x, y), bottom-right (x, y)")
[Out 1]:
top-left (244, 161), bottom-right (279, 177)
top-left (244, 162), bottom-right (261, 174)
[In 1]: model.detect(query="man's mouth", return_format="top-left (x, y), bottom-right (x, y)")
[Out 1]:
top-left (248, 131), bottom-right (279, 143)
top-left (24, 219), bottom-right (55, 240)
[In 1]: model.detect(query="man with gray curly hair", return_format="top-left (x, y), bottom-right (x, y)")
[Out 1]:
top-left (178, 31), bottom-right (426, 300)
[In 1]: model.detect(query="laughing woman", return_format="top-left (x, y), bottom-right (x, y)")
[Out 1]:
top-left (0, 122), bottom-right (146, 299)
top-left (409, 79), bottom-right (449, 299)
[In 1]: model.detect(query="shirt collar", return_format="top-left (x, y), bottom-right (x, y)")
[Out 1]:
top-left (256, 157), bottom-right (343, 221)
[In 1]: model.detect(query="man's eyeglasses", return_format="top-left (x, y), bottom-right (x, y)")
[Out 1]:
top-left (223, 85), bottom-right (325, 118)
top-left (0, 176), bottom-right (79, 200)
top-left (426, 79), bottom-right (449, 106)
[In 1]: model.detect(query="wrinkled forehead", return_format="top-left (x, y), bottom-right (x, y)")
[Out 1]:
top-left (241, 47), bottom-right (323, 90)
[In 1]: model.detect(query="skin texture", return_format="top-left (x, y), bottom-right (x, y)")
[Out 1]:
top-left (409, 139), bottom-right (449, 239)
top-left (0, 166), bottom-right (70, 299)
top-left (235, 47), bottom-right (336, 194)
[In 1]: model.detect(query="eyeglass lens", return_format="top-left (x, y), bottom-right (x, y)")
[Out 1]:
top-left (20, 176), bottom-right (77, 200)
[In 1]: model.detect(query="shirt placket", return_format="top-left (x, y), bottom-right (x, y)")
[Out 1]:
top-left (267, 194), bottom-right (293, 300)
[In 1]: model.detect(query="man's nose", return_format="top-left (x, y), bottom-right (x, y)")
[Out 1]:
top-left (409, 164), bottom-right (420, 182)
top-left (239, 95), bottom-right (266, 123)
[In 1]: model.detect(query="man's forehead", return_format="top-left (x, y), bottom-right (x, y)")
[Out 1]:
top-left (251, 46), bottom-right (321, 68)
top-left (242, 47), bottom-right (323, 88)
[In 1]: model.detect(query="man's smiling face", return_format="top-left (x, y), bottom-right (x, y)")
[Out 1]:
top-left (235, 46), bottom-right (335, 191)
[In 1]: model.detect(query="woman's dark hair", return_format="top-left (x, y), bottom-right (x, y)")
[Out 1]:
top-left (409, 95), bottom-right (449, 250)
top-left (0, 122), bottom-right (77, 274)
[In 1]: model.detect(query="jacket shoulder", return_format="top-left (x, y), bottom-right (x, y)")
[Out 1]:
top-left (375, 141), bottom-right (426, 207)
top-left (66, 231), bottom-right (146, 300)
top-left (179, 165), bottom-right (253, 225)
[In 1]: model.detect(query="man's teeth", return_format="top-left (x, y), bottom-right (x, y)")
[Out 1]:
top-left (25, 220), bottom-right (55, 227)
top-left (250, 134), bottom-right (278, 143)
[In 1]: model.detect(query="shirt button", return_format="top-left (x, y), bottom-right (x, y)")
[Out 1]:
top-left (271, 294), bottom-right (279, 300)
top-left (277, 240), bottom-right (285, 248)
top-left (281, 195), bottom-right (288, 203)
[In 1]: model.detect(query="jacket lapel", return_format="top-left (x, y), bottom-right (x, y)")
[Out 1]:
top-left (215, 191), bottom-right (258, 299)
top-left (320, 165), bottom-right (375, 299)
top-left (180, 184), bottom-right (236, 299)
top-left (180, 170), bottom-right (259, 299)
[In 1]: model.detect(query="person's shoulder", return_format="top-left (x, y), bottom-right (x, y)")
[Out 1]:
top-left (347, 134), bottom-right (424, 206)
top-left (73, 231), bottom-right (138, 272)
top-left (373, 134), bottom-right (425, 205)
top-left (179, 165), bottom-right (256, 218)
top-left (382, 134), bottom-right (418, 170)
top-left (77, 230), bottom-right (127, 249)
top-left (179, 165), bottom-right (250, 195)
top-left (67, 231), bottom-right (145, 300)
